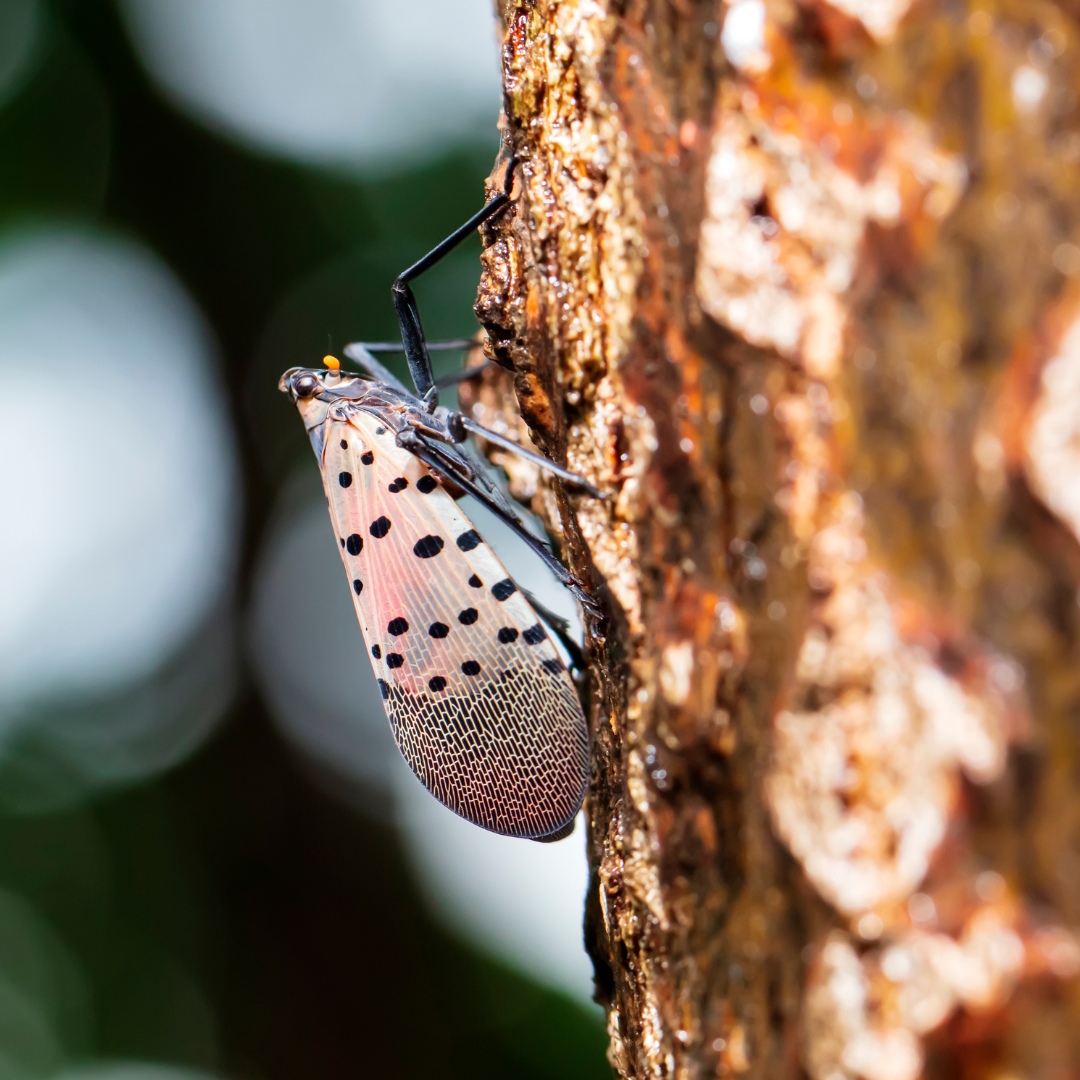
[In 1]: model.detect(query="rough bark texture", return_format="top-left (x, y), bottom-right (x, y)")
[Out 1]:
top-left (467, 2), bottom-right (1080, 1077)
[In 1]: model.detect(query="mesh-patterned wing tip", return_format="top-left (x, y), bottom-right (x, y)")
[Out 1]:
top-left (383, 671), bottom-right (589, 840)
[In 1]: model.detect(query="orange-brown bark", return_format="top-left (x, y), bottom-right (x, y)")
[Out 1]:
top-left (470, 2), bottom-right (1080, 1077)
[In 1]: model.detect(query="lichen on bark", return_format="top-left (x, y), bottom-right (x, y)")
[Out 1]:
top-left (468, 2), bottom-right (1080, 1078)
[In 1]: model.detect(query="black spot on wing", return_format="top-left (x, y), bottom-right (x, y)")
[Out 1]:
top-left (428, 622), bottom-right (450, 639)
top-left (523, 624), bottom-right (546, 645)
top-left (492, 579), bottom-right (516, 601)
top-left (387, 617), bottom-right (409, 636)
top-left (352, 579), bottom-right (363, 595)
top-left (468, 574), bottom-right (483, 588)
top-left (456, 529), bottom-right (482, 552)
top-left (543, 658), bottom-right (565, 674)
top-left (376, 426), bottom-right (387, 435)
top-left (386, 653), bottom-right (404, 669)
top-left (413, 535), bottom-right (445, 559)
top-left (338, 472), bottom-right (353, 488)
top-left (388, 477), bottom-right (409, 493)
top-left (340, 439), bottom-right (348, 449)
top-left (428, 676), bottom-right (447, 692)
top-left (377, 678), bottom-right (389, 699)
top-left (346, 533), bottom-right (363, 555)
top-left (370, 516), bottom-right (391, 539)
top-left (458, 608), bottom-right (478, 625)
top-left (461, 660), bottom-right (481, 677)
top-left (371, 644), bottom-right (381, 659)
top-left (339, 538), bottom-right (345, 548)
top-left (497, 627), bottom-right (519, 644)
top-left (361, 451), bottom-right (374, 465)
top-left (416, 475), bottom-right (437, 494)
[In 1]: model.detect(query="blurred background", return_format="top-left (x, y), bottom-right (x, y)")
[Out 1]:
top-left (0, 0), bottom-right (609, 1076)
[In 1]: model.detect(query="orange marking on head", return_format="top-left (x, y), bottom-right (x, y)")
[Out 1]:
top-left (323, 355), bottom-right (341, 371)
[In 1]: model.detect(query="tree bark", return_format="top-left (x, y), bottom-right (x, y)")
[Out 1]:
top-left (468, 2), bottom-right (1080, 1077)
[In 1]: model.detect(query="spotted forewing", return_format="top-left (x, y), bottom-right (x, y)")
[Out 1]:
top-left (310, 402), bottom-right (588, 839)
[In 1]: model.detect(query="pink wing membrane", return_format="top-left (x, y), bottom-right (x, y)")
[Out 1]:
top-left (318, 409), bottom-right (588, 839)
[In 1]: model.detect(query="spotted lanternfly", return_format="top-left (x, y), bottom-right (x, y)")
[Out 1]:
top-left (279, 157), bottom-right (601, 841)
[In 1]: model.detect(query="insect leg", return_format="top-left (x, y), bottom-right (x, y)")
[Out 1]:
top-left (342, 341), bottom-right (487, 393)
top-left (434, 359), bottom-right (492, 391)
top-left (397, 427), bottom-right (601, 619)
top-left (458, 415), bottom-right (606, 498)
top-left (343, 339), bottom-right (481, 353)
top-left (341, 343), bottom-right (411, 394)
top-left (392, 158), bottom-right (516, 404)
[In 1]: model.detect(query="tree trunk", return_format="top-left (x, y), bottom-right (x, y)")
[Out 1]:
top-left (468, 2), bottom-right (1080, 1077)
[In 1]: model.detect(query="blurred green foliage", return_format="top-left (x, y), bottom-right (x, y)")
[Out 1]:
top-left (0, 0), bottom-right (610, 1075)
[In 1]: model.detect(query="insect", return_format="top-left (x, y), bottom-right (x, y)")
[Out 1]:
top-left (279, 158), bottom-right (601, 841)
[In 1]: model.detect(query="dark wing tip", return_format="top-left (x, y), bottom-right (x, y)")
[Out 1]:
top-left (531, 817), bottom-right (577, 843)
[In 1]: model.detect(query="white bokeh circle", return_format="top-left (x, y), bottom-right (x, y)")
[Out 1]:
top-left (0, 226), bottom-right (240, 731)
top-left (116, 0), bottom-right (502, 168)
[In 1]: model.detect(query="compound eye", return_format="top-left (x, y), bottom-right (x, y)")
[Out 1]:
top-left (293, 372), bottom-right (319, 398)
